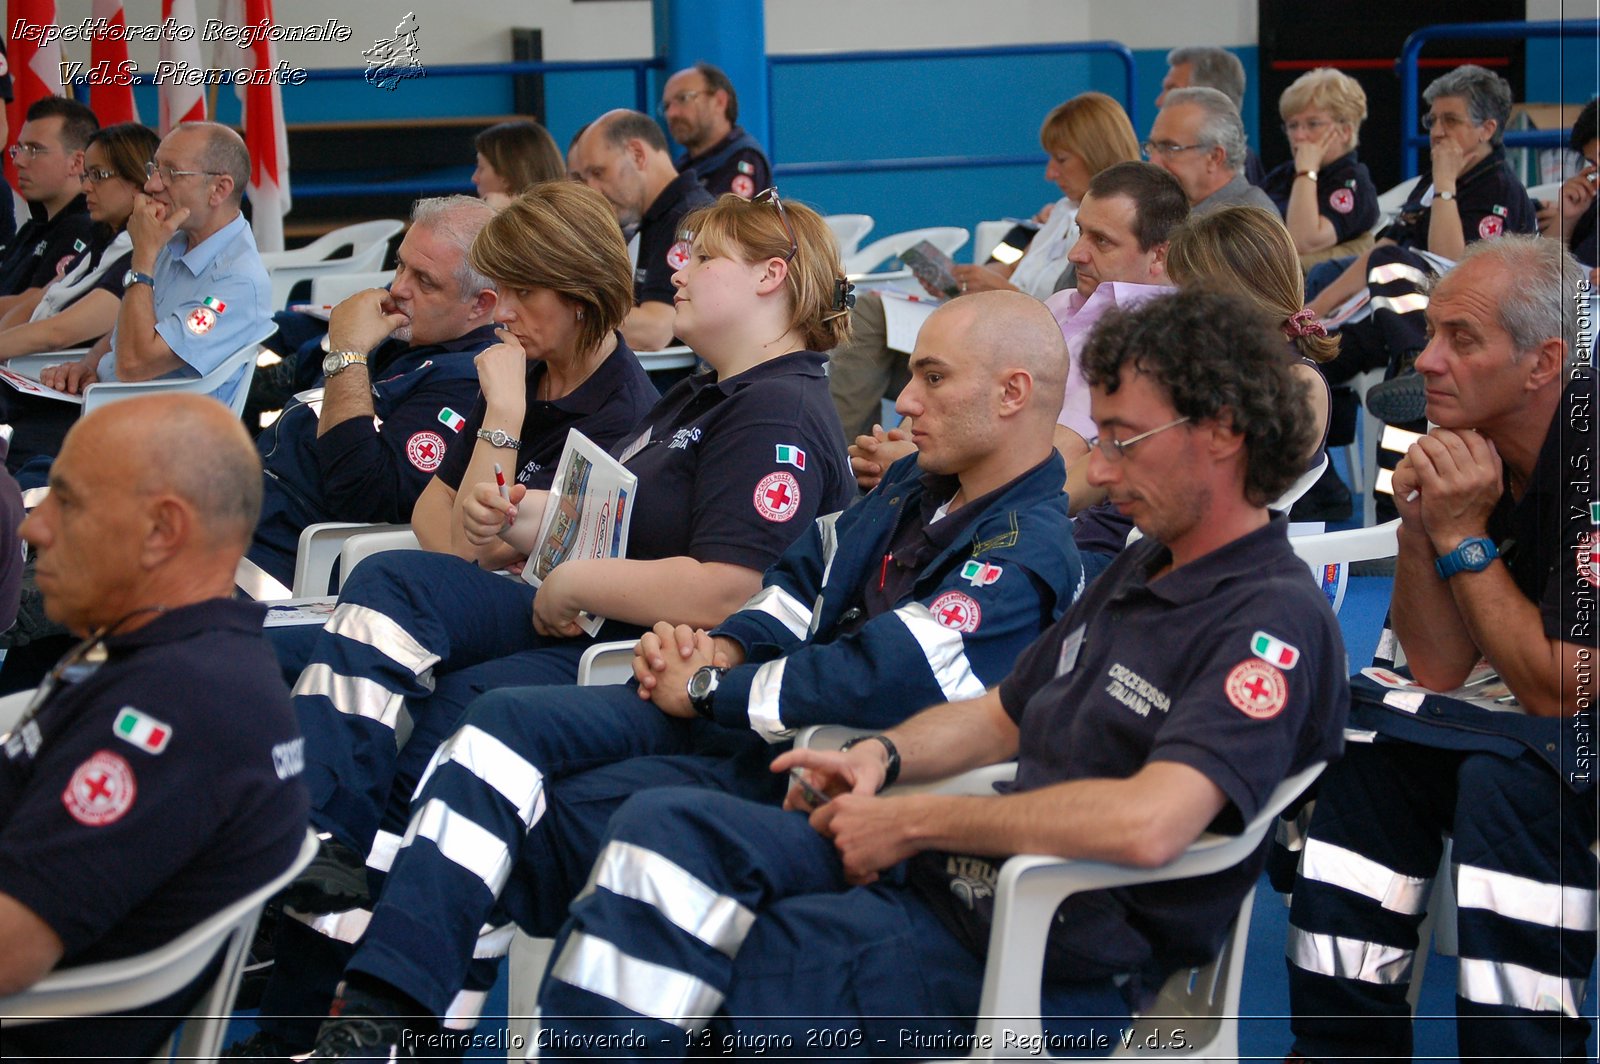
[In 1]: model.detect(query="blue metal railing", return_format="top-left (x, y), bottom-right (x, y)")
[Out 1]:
top-left (1398, 20), bottom-right (1600, 177)
top-left (765, 41), bottom-right (1138, 180)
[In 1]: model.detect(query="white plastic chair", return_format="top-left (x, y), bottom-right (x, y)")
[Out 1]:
top-left (844, 226), bottom-right (969, 276)
top-left (822, 214), bottom-right (874, 258)
top-left (338, 527), bottom-right (422, 587)
top-left (290, 521), bottom-right (413, 598)
top-left (1288, 518), bottom-right (1400, 617)
top-left (259, 220), bottom-right (404, 310)
top-left (308, 270), bottom-right (395, 307)
top-left (6, 322), bottom-right (278, 419)
top-left (0, 827), bottom-right (318, 1062)
top-left (1371, 180), bottom-right (1415, 235)
top-left (973, 219), bottom-right (1017, 264)
top-left (633, 345), bottom-right (699, 374)
top-left (1347, 366), bottom-right (1387, 526)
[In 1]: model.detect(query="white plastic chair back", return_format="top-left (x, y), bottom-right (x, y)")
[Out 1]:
top-left (822, 214), bottom-right (874, 258)
top-left (293, 522), bottom-right (412, 598)
top-left (309, 270), bottom-right (396, 307)
top-left (844, 226), bottom-right (969, 275)
top-left (972, 219), bottom-right (1016, 264)
top-left (633, 345), bottom-right (699, 374)
top-left (1371, 180), bottom-right (1415, 234)
top-left (337, 528), bottom-right (422, 589)
top-left (0, 827), bottom-right (318, 1061)
top-left (259, 220), bottom-right (404, 309)
top-left (1289, 518), bottom-right (1400, 616)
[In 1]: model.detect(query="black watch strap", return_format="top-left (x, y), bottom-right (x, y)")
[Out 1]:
top-left (842, 734), bottom-right (901, 792)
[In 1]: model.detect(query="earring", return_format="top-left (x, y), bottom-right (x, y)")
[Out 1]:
top-left (576, 307), bottom-right (584, 321)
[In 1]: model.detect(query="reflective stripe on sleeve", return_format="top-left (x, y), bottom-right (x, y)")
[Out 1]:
top-left (745, 658), bottom-right (792, 744)
top-left (894, 602), bottom-right (987, 703)
top-left (549, 930), bottom-right (724, 1030)
top-left (1370, 293), bottom-right (1429, 316)
top-left (738, 585), bottom-right (814, 641)
top-left (1368, 261), bottom-right (1430, 287)
top-left (577, 840), bottom-right (756, 958)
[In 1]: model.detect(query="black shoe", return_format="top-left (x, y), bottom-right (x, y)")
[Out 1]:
top-left (221, 1027), bottom-right (304, 1062)
top-left (279, 834), bottom-right (371, 914)
top-left (1364, 372), bottom-right (1427, 425)
top-left (1290, 463), bottom-right (1353, 523)
top-left (303, 1005), bottom-right (416, 1061)
top-left (234, 899), bottom-right (281, 1010)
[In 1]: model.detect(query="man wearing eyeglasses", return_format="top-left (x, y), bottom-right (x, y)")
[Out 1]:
top-left (530, 288), bottom-right (1346, 1058)
top-left (660, 62), bottom-right (771, 200)
top-left (568, 109), bottom-right (714, 352)
top-left (0, 97), bottom-right (98, 306)
top-left (1145, 87), bottom-right (1275, 217)
top-left (0, 395), bottom-right (308, 1061)
top-left (3, 122), bottom-right (272, 474)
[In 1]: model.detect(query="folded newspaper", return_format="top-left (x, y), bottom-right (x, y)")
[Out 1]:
top-left (518, 429), bottom-right (637, 636)
top-left (0, 366), bottom-right (83, 404)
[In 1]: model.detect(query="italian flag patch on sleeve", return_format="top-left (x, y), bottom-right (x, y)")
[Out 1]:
top-left (113, 707), bottom-right (172, 754)
top-left (1250, 631), bottom-right (1300, 670)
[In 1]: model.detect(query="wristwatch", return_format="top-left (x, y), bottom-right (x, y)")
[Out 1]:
top-left (1436, 189), bottom-right (1457, 201)
top-left (687, 665), bottom-right (727, 720)
top-left (1434, 535), bottom-right (1497, 580)
top-left (321, 350), bottom-right (368, 378)
top-left (122, 269), bottom-right (155, 288)
top-left (841, 734), bottom-right (901, 792)
top-left (1297, 169), bottom-right (1318, 182)
top-left (476, 428), bottom-right (522, 450)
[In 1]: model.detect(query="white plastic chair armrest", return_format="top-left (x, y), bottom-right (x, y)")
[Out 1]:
top-left (337, 529), bottom-right (422, 588)
top-left (293, 522), bottom-right (411, 598)
top-left (577, 640), bottom-right (637, 686)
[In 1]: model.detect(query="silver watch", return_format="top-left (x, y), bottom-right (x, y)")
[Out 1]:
top-left (322, 350), bottom-right (368, 378)
top-left (476, 428), bottom-right (522, 450)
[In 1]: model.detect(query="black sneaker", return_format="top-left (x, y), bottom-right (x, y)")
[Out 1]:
top-left (1364, 372), bottom-right (1427, 425)
top-left (303, 1005), bottom-right (416, 1061)
top-left (220, 1027), bottom-right (304, 1062)
top-left (280, 834), bottom-right (372, 914)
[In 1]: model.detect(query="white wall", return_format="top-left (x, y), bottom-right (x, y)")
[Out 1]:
top-left (28, 0), bottom-right (1262, 69)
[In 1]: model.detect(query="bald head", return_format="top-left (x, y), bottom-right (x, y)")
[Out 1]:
top-left (930, 290), bottom-right (1069, 421)
top-left (92, 395), bottom-right (263, 553)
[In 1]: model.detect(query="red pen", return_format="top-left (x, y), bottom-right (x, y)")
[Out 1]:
top-left (494, 463), bottom-right (513, 525)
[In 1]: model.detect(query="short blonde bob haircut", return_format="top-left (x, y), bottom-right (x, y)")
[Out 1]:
top-left (680, 191), bottom-right (852, 352)
top-left (1166, 205), bottom-right (1340, 364)
top-left (469, 182), bottom-right (633, 356)
top-left (1039, 92), bottom-right (1142, 177)
top-left (1279, 68), bottom-right (1368, 150)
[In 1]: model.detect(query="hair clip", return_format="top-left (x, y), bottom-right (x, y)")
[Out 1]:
top-left (833, 278), bottom-right (857, 311)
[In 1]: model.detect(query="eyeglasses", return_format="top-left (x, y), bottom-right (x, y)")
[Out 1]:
top-left (145, 161), bottom-right (225, 183)
top-left (1421, 112), bottom-right (1477, 133)
top-left (82, 167), bottom-right (120, 185)
top-left (1141, 140), bottom-right (1209, 159)
top-left (8, 143), bottom-right (56, 161)
top-left (1282, 118), bottom-right (1334, 137)
top-left (657, 89), bottom-right (704, 118)
top-left (1088, 416), bottom-right (1191, 461)
top-left (753, 187), bottom-right (798, 263)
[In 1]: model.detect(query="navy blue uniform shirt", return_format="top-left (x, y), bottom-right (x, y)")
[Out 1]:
top-left (634, 172), bottom-right (715, 309)
top-left (1261, 150), bottom-right (1380, 244)
top-left (676, 125), bottom-right (772, 199)
top-left (0, 195), bottom-right (96, 297)
top-left (911, 515), bottom-right (1348, 993)
top-left (435, 333), bottom-right (659, 496)
top-left (1381, 145), bottom-right (1537, 250)
top-left (611, 349), bottom-right (851, 571)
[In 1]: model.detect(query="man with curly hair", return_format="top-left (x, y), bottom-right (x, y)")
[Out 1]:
top-left (531, 288), bottom-right (1350, 1058)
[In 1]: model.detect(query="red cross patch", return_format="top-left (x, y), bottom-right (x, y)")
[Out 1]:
top-left (1225, 659), bottom-right (1288, 720)
top-left (406, 430), bottom-right (446, 472)
top-left (731, 173), bottom-right (756, 199)
top-left (1577, 531), bottom-right (1600, 589)
top-left (1478, 214), bottom-right (1503, 239)
top-left (753, 471), bottom-right (801, 522)
top-left (62, 750), bottom-right (137, 826)
top-left (185, 306), bottom-right (217, 335)
top-left (666, 240), bottom-right (691, 271)
top-left (1328, 188), bottom-right (1355, 215)
top-left (930, 591), bottom-right (982, 634)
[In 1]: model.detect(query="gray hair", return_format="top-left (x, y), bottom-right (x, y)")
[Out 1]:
top-left (1164, 86), bottom-right (1248, 171)
top-left (599, 109), bottom-right (669, 154)
top-left (409, 195), bottom-right (497, 299)
top-left (1445, 235), bottom-right (1586, 370)
top-left (189, 122), bottom-right (250, 204)
top-left (1423, 64), bottom-right (1514, 147)
top-left (1167, 46), bottom-right (1246, 110)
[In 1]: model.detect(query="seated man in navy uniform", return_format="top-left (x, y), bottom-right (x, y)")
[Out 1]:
top-left (269, 291), bottom-right (1087, 1058)
top-left (518, 289), bottom-right (1350, 1057)
top-left (1287, 236), bottom-right (1597, 1060)
top-left (0, 395), bottom-right (308, 1061)
top-left (6, 121), bottom-right (272, 475)
top-left (246, 196), bottom-right (500, 588)
top-left (660, 61), bottom-right (772, 199)
top-left (568, 109), bottom-right (714, 352)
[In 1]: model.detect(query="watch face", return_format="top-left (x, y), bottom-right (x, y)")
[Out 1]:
top-left (689, 668), bottom-right (714, 700)
top-left (1462, 542), bottom-right (1488, 566)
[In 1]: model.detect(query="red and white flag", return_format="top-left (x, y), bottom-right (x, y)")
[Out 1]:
top-left (238, 0), bottom-right (290, 252)
top-left (159, 0), bottom-right (207, 132)
top-left (88, 1), bottom-right (139, 126)
top-left (5, 0), bottom-right (64, 186)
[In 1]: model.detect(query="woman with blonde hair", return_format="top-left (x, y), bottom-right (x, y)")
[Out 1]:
top-left (1260, 68), bottom-right (1379, 256)
top-left (239, 187), bottom-right (855, 1058)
